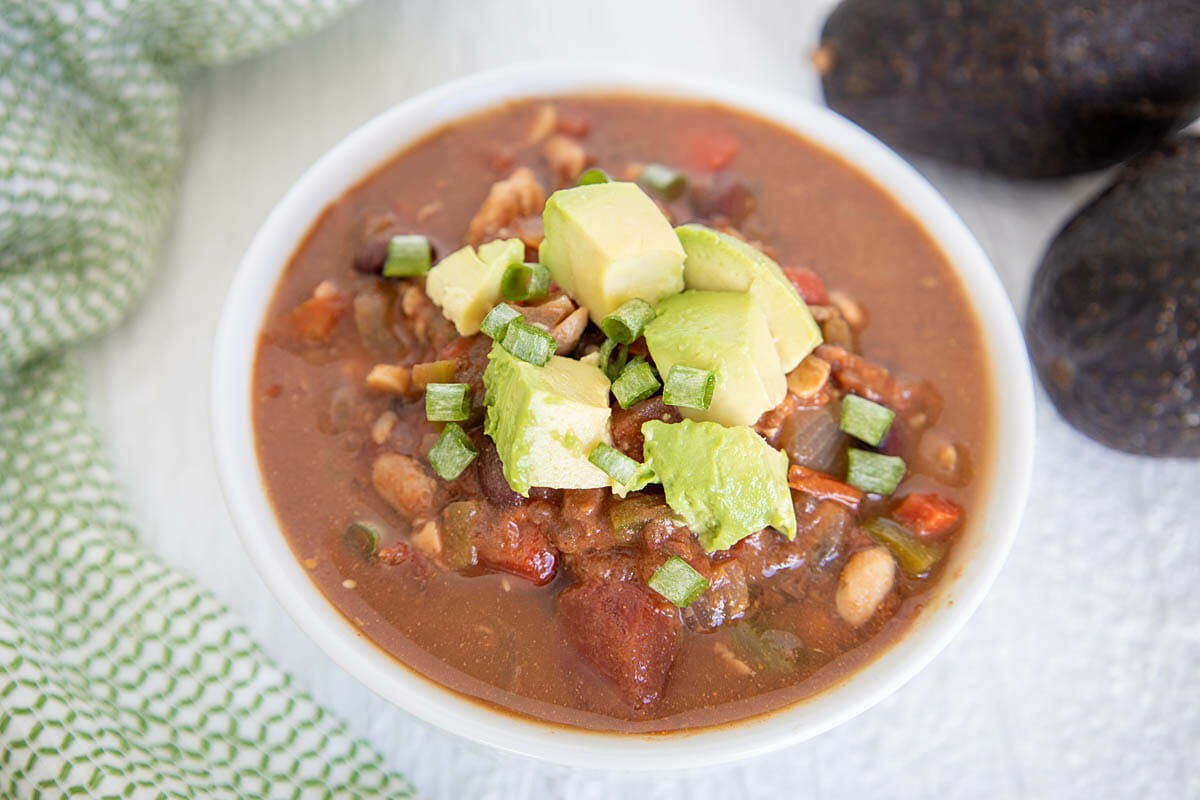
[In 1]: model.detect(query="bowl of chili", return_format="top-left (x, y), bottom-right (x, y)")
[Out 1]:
top-left (212, 61), bottom-right (1035, 768)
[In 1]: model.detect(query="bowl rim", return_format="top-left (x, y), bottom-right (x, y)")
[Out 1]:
top-left (211, 59), bottom-right (1035, 770)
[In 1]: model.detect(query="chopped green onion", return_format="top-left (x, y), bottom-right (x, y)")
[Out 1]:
top-left (863, 517), bottom-right (942, 578)
top-left (480, 303), bottom-right (524, 340)
top-left (611, 359), bottom-right (661, 409)
top-left (640, 163), bottom-right (686, 199)
top-left (588, 443), bottom-right (642, 485)
top-left (599, 298), bottom-right (656, 344)
top-left (599, 338), bottom-right (628, 382)
top-left (425, 383), bottom-right (472, 422)
top-left (846, 448), bottom-right (906, 495)
top-left (663, 364), bottom-right (716, 410)
top-left (500, 262), bottom-right (551, 303)
top-left (411, 359), bottom-right (457, 389)
top-left (344, 521), bottom-right (381, 560)
top-left (382, 234), bottom-right (431, 277)
top-left (577, 167), bottom-right (610, 185)
top-left (841, 394), bottom-right (895, 446)
top-left (648, 556), bottom-right (708, 607)
top-left (427, 423), bottom-right (478, 481)
top-left (500, 321), bottom-right (556, 366)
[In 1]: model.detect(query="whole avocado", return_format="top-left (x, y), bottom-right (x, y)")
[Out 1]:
top-left (817, 0), bottom-right (1200, 177)
top-left (1026, 136), bottom-right (1199, 457)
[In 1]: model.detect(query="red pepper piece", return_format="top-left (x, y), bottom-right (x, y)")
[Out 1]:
top-left (685, 130), bottom-right (741, 171)
top-left (787, 464), bottom-right (864, 510)
top-left (893, 493), bottom-right (963, 538)
top-left (782, 266), bottom-right (830, 305)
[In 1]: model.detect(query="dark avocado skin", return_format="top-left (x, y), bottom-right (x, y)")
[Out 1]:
top-left (1026, 137), bottom-right (1199, 457)
top-left (818, 0), bottom-right (1200, 178)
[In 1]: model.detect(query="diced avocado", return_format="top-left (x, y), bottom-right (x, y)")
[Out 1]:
top-left (643, 290), bottom-right (786, 427)
top-left (675, 224), bottom-right (822, 371)
top-left (641, 419), bottom-right (795, 552)
top-left (539, 182), bottom-right (685, 324)
top-left (426, 238), bottom-right (524, 335)
top-left (483, 344), bottom-right (613, 495)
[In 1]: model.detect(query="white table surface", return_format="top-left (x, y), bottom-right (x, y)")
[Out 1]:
top-left (81, 1), bottom-right (1200, 797)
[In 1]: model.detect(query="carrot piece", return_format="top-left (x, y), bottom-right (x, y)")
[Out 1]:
top-left (893, 493), bottom-right (963, 538)
top-left (287, 282), bottom-right (347, 341)
top-left (782, 266), bottom-right (830, 305)
top-left (685, 130), bottom-right (741, 171)
top-left (787, 464), bottom-right (864, 510)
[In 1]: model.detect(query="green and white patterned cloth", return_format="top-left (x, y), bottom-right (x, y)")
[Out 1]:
top-left (0, 2), bottom-right (413, 797)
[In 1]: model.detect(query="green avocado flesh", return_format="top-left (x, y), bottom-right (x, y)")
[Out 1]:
top-left (538, 181), bottom-right (684, 324)
top-left (641, 418), bottom-right (795, 552)
top-left (644, 290), bottom-right (786, 427)
top-left (425, 238), bottom-right (523, 335)
top-left (482, 344), bottom-right (613, 495)
top-left (675, 223), bottom-right (821, 372)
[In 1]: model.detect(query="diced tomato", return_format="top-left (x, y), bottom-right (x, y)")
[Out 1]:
top-left (556, 114), bottom-right (590, 138)
top-left (438, 335), bottom-right (475, 363)
top-left (557, 581), bottom-right (682, 706)
top-left (893, 493), bottom-right (963, 538)
top-left (475, 511), bottom-right (559, 585)
top-left (684, 130), bottom-right (741, 171)
top-left (782, 266), bottom-right (829, 305)
top-left (377, 542), bottom-right (412, 566)
top-left (484, 144), bottom-right (515, 175)
top-left (287, 285), bottom-right (347, 341)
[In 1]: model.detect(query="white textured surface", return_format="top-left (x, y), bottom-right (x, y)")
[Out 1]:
top-left (82, 0), bottom-right (1200, 797)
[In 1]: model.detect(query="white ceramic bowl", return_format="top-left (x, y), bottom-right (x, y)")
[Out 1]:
top-left (212, 62), bottom-right (1035, 770)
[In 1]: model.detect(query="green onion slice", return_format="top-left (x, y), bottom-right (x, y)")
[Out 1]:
top-left (845, 448), bottom-right (906, 495)
top-left (611, 358), bottom-right (661, 409)
top-left (344, 521), bottom-right (381, 560)
top-left (425, 382), bottom-right (472, 422)
top-left (640, 163), bottom-right (686, 199)
top-left (382, 234), bottom-right (431, 278)
top-left (863, 517), bottom-right (942, 578)
top-left (599, 298), bottom-right (656, 344)
top-left (648, 556), bottom-right (708, 607)
top-left (588, 443), bottom-right (640, 485)
top-left (587, 443), bottom-right (655, 495)
top-left (663, 364), bottom-right (716, 410)
top-left (500, 320), bottom-right (556, 366)
top-left (480, 303), bottom-right (524, 340)
top-left (840, 394), bottom-right (895, 446)
top-left (500, 262), bottom-right (551, 303)
top-left (427, 423), bottom-right (478, 481)
top-left (599, 338), bottom-right (628, 382)
top-left (577, 167), bottom-right (610, 186)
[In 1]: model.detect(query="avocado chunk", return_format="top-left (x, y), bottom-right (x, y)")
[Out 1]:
top-left (483, 344), bottom-right (614, 494)
top-left (1026, 136), bottom-right (1200, 457)
top-left (426, 238), bottom-right (524, 335)
top-left (676, 224), bottom-right (822, 371)
top-left (644, 291), bottom-right (786, 427)
top-left (539, 182), bottom-right (685, 324)
top-left (642, 419), bottom-right (795, 552)
top-left (817, 0), bottom-right (1200, 177)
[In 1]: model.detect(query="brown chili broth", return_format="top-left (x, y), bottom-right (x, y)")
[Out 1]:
top-left (252, 95), bottom-right (993, 732)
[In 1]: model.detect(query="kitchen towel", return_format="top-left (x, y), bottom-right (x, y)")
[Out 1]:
top-left (0, 1), bottom-right (412, 796)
